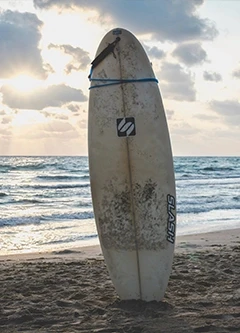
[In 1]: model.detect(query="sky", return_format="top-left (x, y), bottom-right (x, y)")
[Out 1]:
top-left (0, 0), bottom-right (240, 156)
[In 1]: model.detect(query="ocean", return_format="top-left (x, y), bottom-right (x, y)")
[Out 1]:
top-left (0, 156), bottom-right (239, 255)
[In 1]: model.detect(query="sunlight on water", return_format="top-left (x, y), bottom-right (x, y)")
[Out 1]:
top-left (0, 219), bottom-right (98, 255)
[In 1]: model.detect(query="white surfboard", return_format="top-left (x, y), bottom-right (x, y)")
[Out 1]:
top-left (88, 28), bottom-right (176, 301)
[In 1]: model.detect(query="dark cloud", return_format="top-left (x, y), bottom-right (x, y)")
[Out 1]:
top-left (171, 123), bottom-right (199, 139)
top-left (210, 100), bottom-right (240, 126)
top-left (1, 84), bottom-right (87, 110)
top-left (144, 45), bottom-right (165, 59)
top-left (67, 104), bottom-right (81, 113)
top-left (0, 10), bottom-right (47, 79)
top-left (41, 111), bottom-right (69, 120)
top-left (172, 43), bottom-right (207, 65)
top-left (166, 109), bottom-right (175, 120)
top-left (212, 128), bottom-right (240, 140)
top-left (40, 111), bottom-right (52, 118)
top-left (1, 116), bottom-right (12, 124)
top-left (203, 71), bottom-right (222, 82)
top-left (232, 68), bottom-right (240, 79)
top-left (194, 113), bottom-right (218, 121)
top-left (34, 0), bottom-right (218, 42)
top-left (41, 120), bottom-right (78, 136)
top-left (55, 114), bottom-right (69, 120)
top-left (48, 44), bottom-right (91, 73)
top-left (158, 62), bottom-right (196, 101)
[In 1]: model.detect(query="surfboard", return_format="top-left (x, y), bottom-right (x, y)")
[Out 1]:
top-left (88, 28), bottom-right (176, 301)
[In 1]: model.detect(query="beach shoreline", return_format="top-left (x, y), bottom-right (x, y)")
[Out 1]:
top-left (0, 228), bottom-right (239, 332)
top-left (1, 227), bottom-right (239, 262)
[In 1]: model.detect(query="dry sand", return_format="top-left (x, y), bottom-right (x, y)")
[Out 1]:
top-left (0, 229), bottom-right (239, 332)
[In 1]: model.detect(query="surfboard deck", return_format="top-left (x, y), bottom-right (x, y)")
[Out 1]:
top-left (88, 28), bottom-right (176, 301)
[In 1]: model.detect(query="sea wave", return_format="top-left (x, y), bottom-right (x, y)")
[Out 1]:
top-left (178, 202), bottom-right (240, 214)
top-left (36, 174), bottom-right (89, 181)
top-left (20, 183), bottom-right (89, 190)
top-left (0, 211), bottom-right (94, 227)
top-left (177, 177), bottom-right (240, 188)
top-left (13, 199), bottom-right (43, 204)
top-left (41, 233), bottom-right (97, 245)
top-left (233, 196), bottom-right (240, 201)
top-left (202, 166), bottom-right (235, 172)
top-left (40, 211), bottom-right (94, 221)
top-left (1, 156), bottom-right (240, 242)
top-left (0, 161), bottom-right (66, 172)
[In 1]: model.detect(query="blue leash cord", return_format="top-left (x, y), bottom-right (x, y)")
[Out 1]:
top-left (88, 67), bottom-right (158, 89)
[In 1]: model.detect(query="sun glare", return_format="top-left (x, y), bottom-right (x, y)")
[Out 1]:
top-left (9, 75), bottom-right (43, 93)
top-left (12, 110), bottom-right (47, 127)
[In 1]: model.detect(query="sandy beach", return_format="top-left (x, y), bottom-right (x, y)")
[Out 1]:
top-left (0, 229), bottom-right (239, 333)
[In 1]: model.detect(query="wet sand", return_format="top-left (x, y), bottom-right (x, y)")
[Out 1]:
top-left (0, 228), bottom-right (239, 332)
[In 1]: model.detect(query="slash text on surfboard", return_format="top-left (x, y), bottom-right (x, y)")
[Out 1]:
top-left (167, 194), bottom-right (176, 244)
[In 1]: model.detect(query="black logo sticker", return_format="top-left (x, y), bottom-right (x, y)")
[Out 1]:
top-left (166, 194), bottom-right (176, 244)
top-left (117, 117), bottom-right (136, 137)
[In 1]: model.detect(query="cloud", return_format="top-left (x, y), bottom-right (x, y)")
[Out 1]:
top-left (203, 71), bottom-right (222, 82)
top-left (0, 127), bottom-right (12, 136)
top-left (77, 119), bottom-right (87, 129)
top-left (41, 110), bottom-right (69, 120)
top-left (0, 10), bottom-right (47, 79)
top-left (158, 62), bottom-right (196, 101)
top-left (34, 0), bottom-right (218, 42)
top-left (48, 44), bottom-right (91, 73)
top-left (42, 120), bottom-right (77, 135)
top-left (171, 122), bottom-right (198, 136)
top-left (20, 120), bottom-right (79, 139)
top-left (1, 116), bottom-right (12, 124)
top-left (144, 45), bottom-right (165, 59)
top-left (55, 114), bottom-right (69, 120)
top-left (194, 113), bottom-right (218, 121)
top-left (172, 43), bottom-right (207, 65)
top-left (67, 103), bottom-right (81, 113)
top-left (1, 84), bottom-right (87, 110)
top-left (210, 100), bottom-right (240, 126)
top-left (166, 109), bottom-right (175, 120)
top-left (232, 68), bottom-right (240, 79)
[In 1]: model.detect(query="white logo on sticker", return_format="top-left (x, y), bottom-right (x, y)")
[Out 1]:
top-left (117, 118), bottom-right (136, 137)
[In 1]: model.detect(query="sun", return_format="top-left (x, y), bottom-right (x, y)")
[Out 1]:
top-left (9, 74), bottom-right (43, 93)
